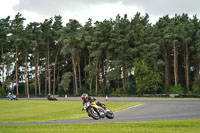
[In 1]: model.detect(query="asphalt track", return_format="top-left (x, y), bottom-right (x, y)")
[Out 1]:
top-left (1, 97), bottom-right (200, 125)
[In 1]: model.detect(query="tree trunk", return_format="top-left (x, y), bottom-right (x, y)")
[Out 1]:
top-left (72, 57), bottom-right (78, 95)
top-left (6, 65), bottom-right (9, 81)
top-left (48, 66), bottom-right (51, 95)
top-left (198, 63), bottom-right (200, 93)
top-left (84, 56), bottom-right (87, 82)
top-left (194, 62), bottom-right (199, 93)
top-left (37, 52), bottom-right (41, 95)
top-left (105, 60), bottom-right (110, 88)
top-left (127, 71), bottom-right (130, 89)
top-left (95, 63), bottom-right (98, 96)
top-left (1, 43), bottom-right (5, 89)
top-left (88, 57), bottom-right (93, 94)
top-left (15, 47), bottom-right (19, 95)
top-left (34, 55), bottom-right (37, 95)
top-left (25, 55), bottom-right (29, 96)
top-left (45, 73), bottom-right (47, 95)
top-left (185, 44), bottom-right (190, 90)
top-left (118, 78), bottom-right (120, 88)
top-left (165, 48), bottom-right (171, 88)
top-left (12, 79), bottom-right (14, 94)
top-left (78, 55), bottom-right (82, 89)
top-left (45, 54), bottom-right (48, 95)
top-left (53, 48), bottom-right (59, 95)
top-left (89, 76), bottom-right (93, 94)
top-left (47, 39), bottom-right (51, 94)
top-left (118, 66), bottom-right (120, 88)
top-left (122, 65), bottom-right (126, 93)
top-left (102, 59), bottom-right (106, 85)
top-left (53, 59), bottom-right (57, 95)
top-left (103, 57), bottom-right (110, 88)
top-left (174, 43), bottom-right (179, 86)
top-left (56, 63), bottom-right (60, 89)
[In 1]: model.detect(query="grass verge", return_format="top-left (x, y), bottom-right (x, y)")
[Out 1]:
top-left (109, 97), bottom-right (200, 101)
top-left (0, 100), bottom-right (142, 123)
top-left (0, 119), bottom-right (200, 133)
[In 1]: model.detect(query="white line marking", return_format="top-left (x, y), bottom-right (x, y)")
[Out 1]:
top-left (114, 103), bottom-right (145, 113)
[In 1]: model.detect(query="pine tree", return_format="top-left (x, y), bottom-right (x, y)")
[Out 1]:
top-left (41, 18), bottom-right (53, 95)
top-left (9, 13), bottom-right (25, 95)
top-left (0, 16), bottom-right (10, 89)
top-left (61, 19), bottom-right (82, 95)
top-left (52, 15), bottom-right (63, 95)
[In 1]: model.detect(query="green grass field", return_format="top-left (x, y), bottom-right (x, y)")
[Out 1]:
top-left (109, 97), bottom-right (200, 101)
top-left (0, 120), bottom-right (200, 133)
top-left (0, 100), bottom-right (200, 133)
top-left (0, 100), bottom-right (142, 123)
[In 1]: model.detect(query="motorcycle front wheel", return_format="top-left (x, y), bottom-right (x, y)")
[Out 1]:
top-left (106, 109), bottom-right (114, 119)
top-left (87, 107), bottom-right (100, 120)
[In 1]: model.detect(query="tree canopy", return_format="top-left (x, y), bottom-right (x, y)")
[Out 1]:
top-left (0, 12), bottom-right (200, 96)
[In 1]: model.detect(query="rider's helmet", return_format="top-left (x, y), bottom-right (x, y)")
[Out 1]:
top-left (81, 93), bottom-right (89, 102)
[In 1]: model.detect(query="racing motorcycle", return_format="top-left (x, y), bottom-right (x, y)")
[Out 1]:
top-left (82, 101), bottom-right (114, 120)
top-left (47, 94), bottom-right (57, 101)
top-left (7, 94), bottom-right (18, 100)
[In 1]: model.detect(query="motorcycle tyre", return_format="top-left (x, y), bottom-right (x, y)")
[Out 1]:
top-left (87, 107), bottom-right (100, 120)
top-left (106, 110), bottom-right (114, 119)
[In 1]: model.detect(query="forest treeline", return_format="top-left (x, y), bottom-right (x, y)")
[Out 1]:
top-left (0, 12), bottom-right (200, 96)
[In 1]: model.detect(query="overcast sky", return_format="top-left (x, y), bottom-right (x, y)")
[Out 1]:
top-left (1, 0), bottom-right (200, 25)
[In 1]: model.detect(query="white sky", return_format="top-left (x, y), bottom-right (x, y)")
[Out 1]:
top-left (0, 0), bottom-right (200, 25)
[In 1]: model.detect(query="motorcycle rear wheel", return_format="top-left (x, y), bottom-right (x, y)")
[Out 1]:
top-left (88, 107), bottom-right (100, 120)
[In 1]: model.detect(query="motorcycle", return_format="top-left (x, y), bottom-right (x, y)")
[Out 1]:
top-left (82, 101), bottom-right (114, 120)
top-left (47, 94), bottom-right (57, 101)
top-left (7, 94), bottom-right (18, 100)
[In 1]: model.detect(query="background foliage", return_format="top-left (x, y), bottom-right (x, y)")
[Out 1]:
top-left (0, 12), bottom-right (200, 96)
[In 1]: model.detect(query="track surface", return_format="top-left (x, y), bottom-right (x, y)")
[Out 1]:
top-left (1, 97), bottom-right (200, 125)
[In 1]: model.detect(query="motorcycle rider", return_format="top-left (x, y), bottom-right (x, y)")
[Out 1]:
top-left (47, 94), bottom-right (57, 100)
top-left (81, 93), bottom-right (106, 110)
top-left (7, 92), bottom-right (12, 100)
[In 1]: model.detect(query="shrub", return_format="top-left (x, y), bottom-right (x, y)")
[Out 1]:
top-left (0, 87), bottom-right (6, 96)
top-left (169, 84), bottom-right (185, 95)
top-left (191, 80), bottom-right (200, 94)
top-left (111, 88), bottom-right (123, 95)
top-left (78, 86), bottom-right (89, 95)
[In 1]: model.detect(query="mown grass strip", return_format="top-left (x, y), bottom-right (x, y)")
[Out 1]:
top-left (0, 120), bottom-right (200, 133)
top-left (109, 97), bottom-right (200, 101)
top-left (0, 100), bottom-right (142, 123)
